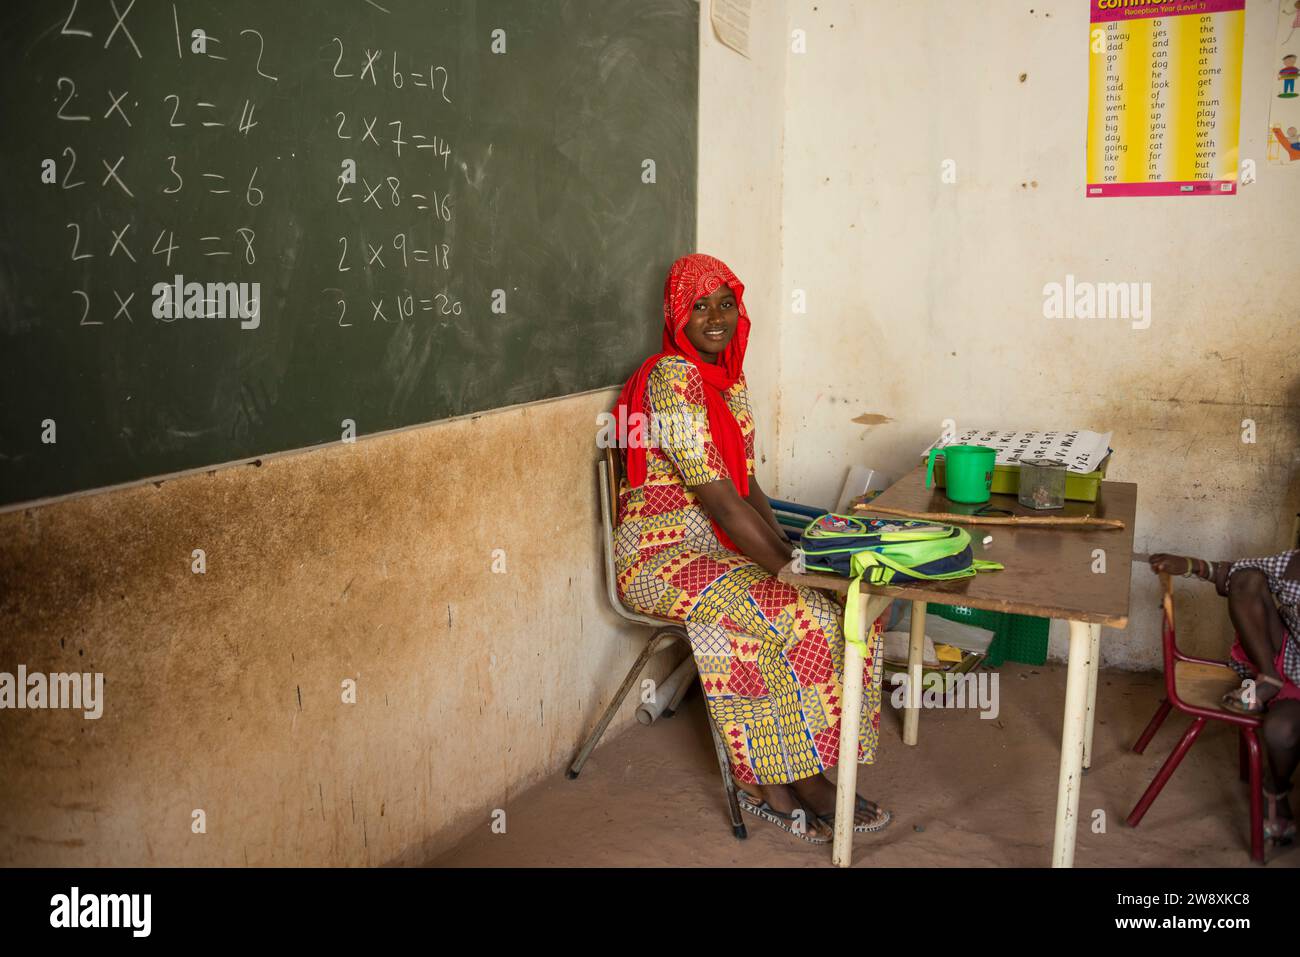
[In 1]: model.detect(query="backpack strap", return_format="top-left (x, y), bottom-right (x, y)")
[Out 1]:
top-left (843, 555), bottom-right (1005, 651)
top-left (844, 573), bottom-right (871, 651)
top-left (850, 550), bottom-right (1005, 584)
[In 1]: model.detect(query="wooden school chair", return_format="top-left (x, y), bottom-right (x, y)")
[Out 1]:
top-left (565, 447), bottom-right (748, 839)
top-left (1125, 573), bottom-right (1265, 862)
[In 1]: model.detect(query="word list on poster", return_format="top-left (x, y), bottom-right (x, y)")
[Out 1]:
top-left (1086, 0), bottom-right (1243, 198)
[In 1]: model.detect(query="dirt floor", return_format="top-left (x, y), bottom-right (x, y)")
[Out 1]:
top-left (432, 661), bottom-right (1298, 868)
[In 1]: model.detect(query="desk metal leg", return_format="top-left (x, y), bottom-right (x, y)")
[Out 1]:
top-left (1052, 619), bottom-right (1095, 868)
top-left (1082, 623), bottom-right (1102, 770)
top-left (833, 593), bottom-right (892, 867)
top-left (904, 600), bottom-right (926, 746)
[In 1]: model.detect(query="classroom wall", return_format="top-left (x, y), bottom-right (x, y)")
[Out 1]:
top-left (0, 393), bottom-right (660, 865)
top-left (774, 0), bottom-right (1300, 667)
top-left (697, 3), bottom-right (789, 478)
top-left (0, 3), bottom-right (790, 866)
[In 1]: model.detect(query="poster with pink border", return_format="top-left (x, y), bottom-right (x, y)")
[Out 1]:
top-left (1085, 0), bottom-right (1244, 197)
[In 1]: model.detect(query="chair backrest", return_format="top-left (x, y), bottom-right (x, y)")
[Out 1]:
top-left (597, 446), bottom-right (666, 628)
top-left (1158, 572), bottom-right (1259, 726)
top-left (1158, 572), bottom-right (1181, 698)
top-left (1160, 572), bottom-right (1175, 634)
top-left (603, 446), bottom-right (621, 531)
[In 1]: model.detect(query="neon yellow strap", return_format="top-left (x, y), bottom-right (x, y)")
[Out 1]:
top-left (844, 574), bottom-right (868, 652)
top-left (844, 552), bottom-right (1003, 652)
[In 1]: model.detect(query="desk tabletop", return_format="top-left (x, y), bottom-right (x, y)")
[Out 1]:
top-left (778, 466), bottom-right (1137, 628)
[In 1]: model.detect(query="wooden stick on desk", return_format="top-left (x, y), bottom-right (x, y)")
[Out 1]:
top-left (853, 502), bottom-right (1125, 530)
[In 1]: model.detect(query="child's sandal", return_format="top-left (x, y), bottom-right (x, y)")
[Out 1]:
top-left (1221, 674), bottom-right (1285, 715)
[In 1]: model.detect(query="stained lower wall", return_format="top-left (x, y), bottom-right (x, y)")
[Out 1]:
top-left (0, 391), bottom-right (686, 865)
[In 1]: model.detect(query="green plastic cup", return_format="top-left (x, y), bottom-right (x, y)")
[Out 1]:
top-left (926, 444), bottom-right (997, 504)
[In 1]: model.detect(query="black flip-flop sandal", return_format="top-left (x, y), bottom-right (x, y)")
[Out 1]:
top-left (817, 794), bottom-right (893, 834)
top-left (736, 790), bottom-right (830, 844)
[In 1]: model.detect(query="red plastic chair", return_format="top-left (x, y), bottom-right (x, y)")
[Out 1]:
top-left (1126, 573), bottom-right (1265, 862)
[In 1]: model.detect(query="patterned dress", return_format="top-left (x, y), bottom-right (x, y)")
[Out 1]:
top-left (614, 355), bottom-right (885, 786)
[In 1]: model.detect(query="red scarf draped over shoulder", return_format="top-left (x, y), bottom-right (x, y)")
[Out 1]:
top-left (613, 253), bottom-right (752, 551)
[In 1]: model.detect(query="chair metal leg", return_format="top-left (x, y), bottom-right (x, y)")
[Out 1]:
top-left (699, 677), bottom-right (747, 839)
top-left (1243, 728), bottom-right (1265, 863)
top-left (1126, 717), bottom-right (1205, 827)
top-left (1132, 699), bottom-right (1172, 755)
top-left (571, 623), bottom-right (747, 839)
top-left (1239, 729), bottom-right (1249, 782)
top-left (567, 627), bottom-right (684, 779)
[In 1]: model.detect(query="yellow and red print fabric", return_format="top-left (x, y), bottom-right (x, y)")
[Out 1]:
top-left (614, 356), bottom-right (884, 786)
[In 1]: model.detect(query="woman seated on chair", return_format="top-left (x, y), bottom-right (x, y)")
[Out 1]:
top-left (610, 252), bottom-right (890, 845)
top-left (1148, 550), bottom-right (1300, 845)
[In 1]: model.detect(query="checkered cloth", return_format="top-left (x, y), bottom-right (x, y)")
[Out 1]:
top-left (1225, 550), bottom-right (1300, 685)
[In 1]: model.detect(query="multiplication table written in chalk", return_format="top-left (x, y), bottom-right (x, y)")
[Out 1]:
top-left (1086, 0), bottom-right (1244, 198)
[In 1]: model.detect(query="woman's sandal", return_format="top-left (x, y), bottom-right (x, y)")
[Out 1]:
top-left (1264, 787), bottom-right (1296, 846)
top-left (1221, 674), bottom-right (1285, 715)
top-left (736, 790), bottom-right (830, 845)
top-left (817, 795), bottom-right (893, 834)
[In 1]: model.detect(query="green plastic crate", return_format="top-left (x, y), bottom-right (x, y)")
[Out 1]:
top-left (927, 603), bottom-right (1049, 667)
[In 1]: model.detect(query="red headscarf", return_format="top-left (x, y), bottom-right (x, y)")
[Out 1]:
top-left (613, 253), bottom-right (752, 550)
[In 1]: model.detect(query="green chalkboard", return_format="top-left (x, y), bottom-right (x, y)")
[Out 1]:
top-left (0, 0), bottom-right (697, 508)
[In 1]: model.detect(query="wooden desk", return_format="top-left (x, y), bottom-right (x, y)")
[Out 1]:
top-left (779, 466), bottom-right (1136, 867)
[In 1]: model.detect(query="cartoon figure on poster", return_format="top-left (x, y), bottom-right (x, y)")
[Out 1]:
top-left (1271, 3), bottom-right (1300, 164)
top-left (1280, 53), bottom-right (1298, 97)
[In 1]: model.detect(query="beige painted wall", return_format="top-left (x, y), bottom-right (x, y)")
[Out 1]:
top-left (776, 0), bottom-right (1300, 667)
top-left (0, 3), bottom-right (790, 865)
top-left (698, 1), bottom-right (788, 485)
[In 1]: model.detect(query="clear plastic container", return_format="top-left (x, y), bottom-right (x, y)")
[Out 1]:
top-left (1018, 458), bottom-right (1067, 510)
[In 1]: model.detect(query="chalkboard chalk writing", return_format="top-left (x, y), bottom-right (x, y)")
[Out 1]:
top-left (0, 0), bottom-right (698, 508)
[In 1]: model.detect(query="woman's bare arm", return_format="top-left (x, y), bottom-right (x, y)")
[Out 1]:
top-left (745, 475), bottom-right (793, 544)
top-left (691, 480), bottom-right (794, 575)
top-left (1149, 553), bottom-right (1232, 595)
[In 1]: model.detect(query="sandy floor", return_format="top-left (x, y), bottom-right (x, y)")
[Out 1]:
top-left (433, 662), bottom-right (1298, 868)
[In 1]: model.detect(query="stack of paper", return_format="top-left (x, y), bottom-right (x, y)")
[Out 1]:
top-left (922, 429), bottom-right (1112, 474)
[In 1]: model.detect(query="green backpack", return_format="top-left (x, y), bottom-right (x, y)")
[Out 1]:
top-left (799, 514), bottom-right (1003, 648)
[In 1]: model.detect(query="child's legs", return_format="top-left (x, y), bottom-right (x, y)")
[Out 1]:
top-left (1227, 569), bottom-right (1286, 680)
top-left (1262, 700), bottom-right (1300, 799)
